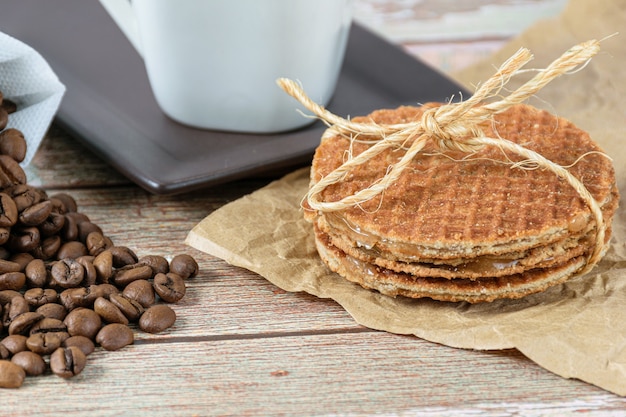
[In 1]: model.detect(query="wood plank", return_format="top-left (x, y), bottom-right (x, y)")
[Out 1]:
top-left (3, 332), bottom-right (622, 416)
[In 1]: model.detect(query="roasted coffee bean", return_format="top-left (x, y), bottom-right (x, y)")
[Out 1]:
top-left (2, 98), bottom-right (17, 114)
top-left (0, 258), bottom-right (21, 274)
top-left (29, 317), bottom-right (68, 335)
top-left (61, 213), bottom-right (79, 241)
top-left (24, 258), bottom-right (48, 288)
top-left (94, 297), bottom-right (128, 325)
top-left (0, 272), bottom-right (26, 291)
top-left (0, 227), bottom-right (8, 245)
top-left (0, 344), bottom-right (10, 360)
top-left (8, 226), bottom-right (40, 252)
top-left (0, 192), bottom-right (18, 227)
top-left (36, 303), bottom-right (67, 321)
top-left (2, 295), bottom-right (29, 327)
top-left (9, 252), bottom-right (34, 271)
top-left (109, 293), bottom-right (144, 322)
top-left (138, 255), bottom-right (169, 275)
top-left (76, 256), bottom-right (97, 287)
top-left (0, 128), bottom-right (26, 163)
top-left (0, 334), bottom-right (27, 355)
top-left (38, 212), bottom-right (66, 236)
top-left (26, 332), bottom-right (65, 355)
top-left (63, 335), bottom-right (95, 356)
top-left (56, 241), bottom-right (88, 260)
top-left (6, 184), bottom-right (47, 212)
top-left (23, 288), bottom-right (58, 307)
top-left (139, 304), bottom-right (176, 334)
top-left (63, 307), bottom-right (102, 339)
top-left (8, 312), bottom-right (44, 335)
top-left (0, 360), bottom-right (26, 388)
top-left (77, 221), bottom-right (103, 243)
top-left (0, 106), bottom-right (7, 131)
top-left (50, 258), bottom-right (84, 288)
top-left (49, 193), bottom-right (78, 214)
top-left (153, 272), bottom-right (186, 303)
top-left (50, 346), bottom-right (86, 378)
top-left (93, 250), bottom-right (113, 284)
top-left (86, 231), bottom-right (113, 256)
top-left (96, 323), bottom-right (134, 351)
top-left (59, 287), bottom-right (95, 311)
top-left (112, 264), bottom-right (153, 287)
top-left (32, 235), bottom-right (62, 260)
top-left (122, 279), bottom-right (155, 308)
top-left (169, 254), bottom-right (199, 279)
top-left (0, 289), bottom-right (21, 304)
top-left (19, 200), bottom-right (52, 226)
top-left (0, 155), bottom-right (27, 188)
top-left (109, 246), bottom-right (138, 268)
top-left (11, 351), bottom-right (46, 376)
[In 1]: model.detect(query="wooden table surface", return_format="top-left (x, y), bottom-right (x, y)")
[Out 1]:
top-left (6, 0), bottom-right (626, 415)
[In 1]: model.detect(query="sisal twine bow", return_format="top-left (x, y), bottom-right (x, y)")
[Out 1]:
top-left (277, 40), bottom-right (607, 274)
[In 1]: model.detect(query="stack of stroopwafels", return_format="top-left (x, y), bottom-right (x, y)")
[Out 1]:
top-left (304, 103), bottom-right (619, 303)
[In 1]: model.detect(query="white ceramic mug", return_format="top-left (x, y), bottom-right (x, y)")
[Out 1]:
top-left (99, 0), bottom-right (353, 133)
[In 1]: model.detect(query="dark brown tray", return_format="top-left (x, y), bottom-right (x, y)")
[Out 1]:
top-left (1, 0), bottom-right (467, 194)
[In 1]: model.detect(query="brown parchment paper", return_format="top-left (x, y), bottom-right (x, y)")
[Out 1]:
top-left (186, 0), bottom-right (626, 396)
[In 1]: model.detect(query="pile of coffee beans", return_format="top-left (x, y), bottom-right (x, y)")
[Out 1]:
top-left (0, 90), bottom-right (199, 388)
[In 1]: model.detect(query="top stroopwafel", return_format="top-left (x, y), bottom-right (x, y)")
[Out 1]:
top-left (305, 103), bottom-right (617, 261)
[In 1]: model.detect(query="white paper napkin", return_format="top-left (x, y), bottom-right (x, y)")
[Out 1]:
top-left (0, 32), bottom-right (65, 166)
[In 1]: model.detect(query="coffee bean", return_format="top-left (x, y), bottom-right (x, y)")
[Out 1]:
top-left (50, 346), bottom-right (86, 378)
top-left (153, 272), bottom-right (186, 303)
top-left (169, 254), bottom-right (199, 279)
top-left (0, 271), bottom-right (26, 291)
top-left (19, 200), bottom-right (52, 226)
top-left (0, 155), bottom-right (26, 189)
top-left (11, 351), bottom-right (46, 376)
top-left (76, 256), bottom-right (97, 287)
top-left (0, 258), bottom-right (21, 274)
top-left (49, 193), bottom-right (78, 214)
top-left (0, 129), bottom-right (26, 163)
top-left (32, 235), bottom-right (62, 260)
top-left (77, 221), bottom-right (103, 243)
top-left (0, 107), bottom-right (7, 131)
top-left (39, 211), bottom-right (66, 236)
top-left (0, 359), bottom-right (26, 388)
top-left (93, 250), bottom-right (113, 284)
top-left (57, 241), bottom-right (88, 260)
top-left (23, 288), bottom-right (58, 307)
top-left (0, 289), bottom-right (22, 304)
top-left (8, 252), bottom-right (33, 271)
top-left (63, 335), bottom-right (95, 356)
top-left (36, 303), bottom-right (67, 321)
top-left (61, 213), bottom-right (79, 241)
top-left (8, 311), bottom-right (44, 335)
top-left (112, 264), bottom-right (153, 287)
top-left (85, 231), bottom-right (113, 257)
top-left (109, 246), bottom-right (138, 268)
top-left (0, 334), bottom-right (27, 355)
top-left (93, 297), bottom-right (128, 325)
top-left (24, 258), bottom-right (48, 288)
top-left (96, 323), bottom-right (134, 351)
top-left (1, 99), bottom-right (17, 114)
top-left (122, 279), bottom-right (155, 308)
top-left (50, 258), bottom-right (84, 288)
top-left (0, 345), bottom-right (10, 360)
top-left (0, 192), bottom-right (18, 227)
top-left (63, 307), bottom-right (102, 339)
top-left (138, 255), bottom-right (169, 275)
top-left (2, 295), bottom-right (29, 327)
top-left (109, 293), bottom-right (143, 322)
top-left (6, 184), bottom-right (47, 212)
top-left (139, 304), bottom-right (176, 334)
top-left (8, 226), bottom-right (40, 252)
top-left (26, 332), bottom-right (64, 355)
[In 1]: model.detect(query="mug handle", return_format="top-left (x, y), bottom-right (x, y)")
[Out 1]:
top-left (98, 0), bottom-right (143, 57)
